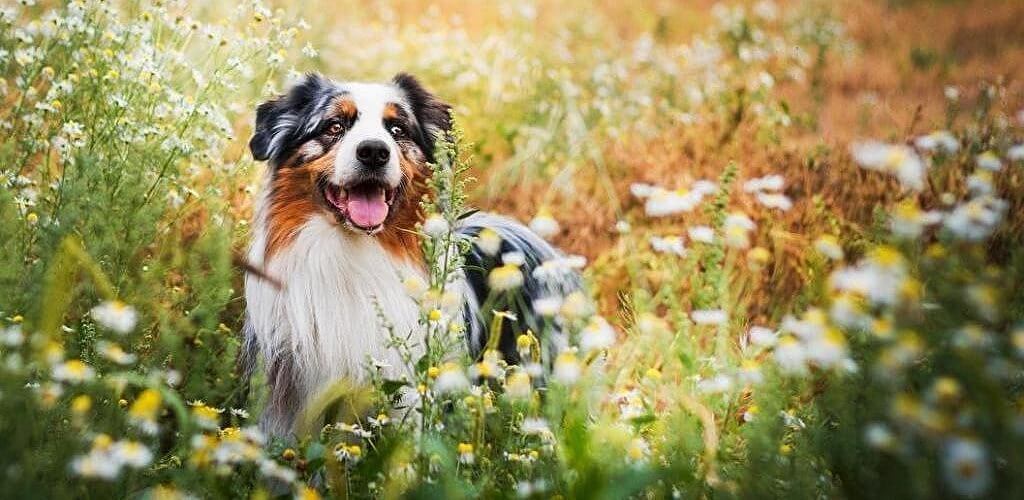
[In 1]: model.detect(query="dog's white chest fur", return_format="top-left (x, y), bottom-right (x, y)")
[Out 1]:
top-left (246, 215), bottom-right (423, 408)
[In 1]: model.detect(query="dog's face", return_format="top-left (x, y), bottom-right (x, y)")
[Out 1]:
top-left (250, 73), bottom-right (450, 237)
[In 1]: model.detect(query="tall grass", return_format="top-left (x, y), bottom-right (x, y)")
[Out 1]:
top-left (2, 0), bottom-right (1023, 498)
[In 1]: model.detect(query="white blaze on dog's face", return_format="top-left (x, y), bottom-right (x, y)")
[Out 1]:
top-left (249, 73), bottom-right (450, 251)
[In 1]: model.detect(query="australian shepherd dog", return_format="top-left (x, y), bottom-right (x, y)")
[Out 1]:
top-left (243, 73), bottom-right (577, 437)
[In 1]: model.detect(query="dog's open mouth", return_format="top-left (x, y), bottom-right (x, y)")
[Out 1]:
top-left (323, 180), bottom-right (397, 232)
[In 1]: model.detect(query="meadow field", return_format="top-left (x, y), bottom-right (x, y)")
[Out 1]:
top-left (2, 0), bottom-right (1024, 498)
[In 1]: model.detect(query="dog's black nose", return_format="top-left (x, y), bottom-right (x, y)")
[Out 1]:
top-left (356, 139), bottom-right (390, 168)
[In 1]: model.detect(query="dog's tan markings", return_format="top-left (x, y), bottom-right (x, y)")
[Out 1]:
top-left (377, 151), bottom-right (430, 266)
top-left (265, 152), bottom-right (334, 258)
top-left (334, 98), bottom-right (357, 121)
top-left (383, 102), bottom-right (400, 120)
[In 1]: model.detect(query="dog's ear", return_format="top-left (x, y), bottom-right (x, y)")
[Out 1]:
top-left (250, 73), bottom-right (332, 164)
top-left (392, 73), bottom-right (452, 159)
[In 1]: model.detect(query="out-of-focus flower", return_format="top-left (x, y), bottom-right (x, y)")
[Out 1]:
top-left (942, 438), bottom-right (992, 498)
top-left (627, 437), bottom-right (650, 463)
top-left (90, 300), bottom-right (138, 334)
top-left (52, 359), bottom-right (95, 383)
top-left (697, 374), bottom-right (733, 394)
top-left (748, 326), bottom-right (777, 348)
top-left (1008, 144), bottom-right (1024, 161)
top-left (191, 403), bottom-right (223, 430)
top-left (529, 210), bottom-right (559, 239)
top-left (814, 235), bottom-right (844, 260)
top-left (579, 316), bottom-right (616, 352)
top-left (975, 151), bottom-right (1003, 172)
top-left (743, 174), bottom-right (784, 193)
top-left (723, 212), bottom-right (756, 249)
top-left (773, 337), bottom-right (806, 374)
top-left (553, 351), bottom-right (581, 385)
top-left (505, 371), bottom-right (532, 400)
top-left (422, 213), bottom-right (449, 237)
top-left (864, 422), bottom-right (895, 450)
top-left (691, 309), bottom-right (727, 325)
top-left (944, 195), bottom-right (1007, 242)
top-left (402, 275), bottom-right (429, 299)
top-left (457, 442), bottom-right (475, 464)
top-left (966, 170), bottom-right (994, 195)
top-left (850, 141), bottom-right (926, 191)
top-left (129, 389), bottom-right (162, 435)
top-left (433, 362), bottom-right (469, 394)
top-left (688, 225), bottom-right (715, 243)
top-left (914, 130), bottom-right (959, 154)
top-left (890, 200), bottom-right (942, 239)
top-left (489, 264), bottom-right (524, 291)
top-left (755, 192), bottom-right (793, 211)
top-left (533, 296), bottom-right (562, 317)
top-left (476, 228), bottom-right (502, 256)
top-left (97, 341), bottom-right (137, 365)
top-left (650, 235), bottom-right (686, 256)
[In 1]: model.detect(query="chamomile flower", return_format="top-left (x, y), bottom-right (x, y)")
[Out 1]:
top-left (890, 200), bottom-right (942, 239)
top-left (944, 195), bottom-right (1007, 241)
top-left (748, 326), bottom-right (777, 348)
top-left (579, 316), bottom-right (616, 352)
top-left (532, 296), bottom-right (562, 317)
top-left (488, 264), bottom-right (524, 291)
top-left (691, 309), bottom-right (727, 325)
top-left (1008, 144), bottom-right (1024, 161)
top-left (112, 440), bottom-right (153, 469)
top-left (942, 438), bottom-right (992, 498)
top-left (457, 442), bottom-right (475, 464)
top-left (723, 212), bottom-right (756, 249)
top-left (553, 351), bottom-right (582, 385)
top-left (434, 362), bottom-right (470, 394)
top-left (755, 192), bottom-right (793, 211)
top-left (505, 371), bottom-right (533, 400)
top-left (649, 235), bottom-right (686, 256)
top-left (129, 389), bottom-right (161, 434)
top-left (743, 174), bottom-right (784, 192)
top-left (850, 141), bottom-right (926, 191)
top-left (914, 130), bottom-right (959, 154)
top-left (773, 336), bottom-right (807, 374)
top-left (688, 225), bottom-right (715, 243)
top-left (863, 422), bottom-right (895, 450)
top-left (529, 210), bottom-right (559, 239)
top-left (90, 300), bottom-right (139, 334)
top-left (813, 234), bottom-right (843, 260)
top-left (975, 151), bottom-right (1003, 172)
top-left (476, 228), bottom-right (502, 256)
top-left (97, 341), bottom-right (137, 365)
top-left (52, 359), bottom-right (95, 383)
top-left (422, 213), bottom-right (449, 237)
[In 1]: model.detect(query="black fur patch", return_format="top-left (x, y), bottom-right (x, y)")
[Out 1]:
top-left (250, 73), bottom-right (340, 165)
top-left (392, 73), bottom-right (452, 162)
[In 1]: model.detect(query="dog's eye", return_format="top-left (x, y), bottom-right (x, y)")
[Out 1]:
top-left (389, 125), bottom-right (405, 137)
top-left (325, 122), bottom-right (344, 136)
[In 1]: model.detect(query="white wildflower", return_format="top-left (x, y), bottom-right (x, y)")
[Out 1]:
top-left (850, 141), bottom-right (926, 191)
top-left (975, 151), bottom-right (1003, 172)
top-left (688, 225), bottom-right (715, 243)
top-left (90, 300), bottom-right (139, 334)
top-left (422, 213), bottom-right (449, 237)
top-left (691, 309), bottom-right (727, 325)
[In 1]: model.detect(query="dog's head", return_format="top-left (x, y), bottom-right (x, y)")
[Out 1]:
top-left (250, 73), bottom-right (450, 236)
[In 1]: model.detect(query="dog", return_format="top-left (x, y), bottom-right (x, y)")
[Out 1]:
top-left (242, 73), bottom-right (578, 437)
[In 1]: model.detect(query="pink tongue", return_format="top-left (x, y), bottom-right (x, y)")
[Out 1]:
top-left (346, 189), bottom-right (389, 228)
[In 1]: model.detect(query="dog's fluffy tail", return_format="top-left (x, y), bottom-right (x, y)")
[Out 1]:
top-left (456, 212), bottom-right (581, 364)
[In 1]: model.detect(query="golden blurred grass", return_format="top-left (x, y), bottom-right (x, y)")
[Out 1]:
top-left (255, 0), bottom-right (1024, 320)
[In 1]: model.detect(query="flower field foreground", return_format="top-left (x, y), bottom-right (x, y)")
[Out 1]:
top-left (2, 0), bottom-right (1024, 498)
